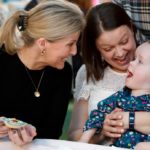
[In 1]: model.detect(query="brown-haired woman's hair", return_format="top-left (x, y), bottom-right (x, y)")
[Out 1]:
top-left (81, 2), bottom-right (136, 82)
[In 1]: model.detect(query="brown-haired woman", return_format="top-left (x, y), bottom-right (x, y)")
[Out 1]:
top-left (69, 2), bottom-right (150, 145)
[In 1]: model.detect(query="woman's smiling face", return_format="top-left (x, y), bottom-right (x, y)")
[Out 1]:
top-left (45, 31), bottom-right (80, 69)
top-left (96, 25), bottom-right (136, 73)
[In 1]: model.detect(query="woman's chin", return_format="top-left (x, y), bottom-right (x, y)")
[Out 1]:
top-left (111, 66), bottom-right (128, 73)
top-left (55, 63), bottom-right (65, 70)
top-left (117, 64), bottom-right (129, 72)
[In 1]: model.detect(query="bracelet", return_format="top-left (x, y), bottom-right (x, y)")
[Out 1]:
top-left (129, 111), bottom-right (135, 130)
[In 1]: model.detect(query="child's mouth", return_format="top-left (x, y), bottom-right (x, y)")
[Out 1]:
top-left (127, 71), bottom-right (133, 78)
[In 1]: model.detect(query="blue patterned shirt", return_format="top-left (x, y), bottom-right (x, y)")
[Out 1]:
top-left (84, 87), bottom-right (150, 149)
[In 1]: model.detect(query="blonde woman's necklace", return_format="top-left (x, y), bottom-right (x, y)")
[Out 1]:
top-left (25, 67), bottom-right (45, 98)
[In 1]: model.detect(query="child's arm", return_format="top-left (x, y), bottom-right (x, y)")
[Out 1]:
top-left (79, 128), bottom-right (96, 143)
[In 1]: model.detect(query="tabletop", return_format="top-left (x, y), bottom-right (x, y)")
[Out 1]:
top-left (0, 139), bottom-right (130, 150)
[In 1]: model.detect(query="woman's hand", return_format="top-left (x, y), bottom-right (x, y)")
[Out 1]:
top-left (8, 124), bottom-right (37, 146)
top-left (103, 108), bottom-right (128, 138)
top-left (89, 108), bottom-right (127, 144)
top-left (0, 120), bottom-right (9, 138)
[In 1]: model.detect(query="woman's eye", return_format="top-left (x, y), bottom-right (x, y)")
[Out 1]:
top-left (68, 43), bottom-right (73, 46)
top-left (103, 48), bottom-right (111, 52)
top-left (120, 39), bottom-right (128, 45)
top-left (67, 42), bottom-right (76, 47)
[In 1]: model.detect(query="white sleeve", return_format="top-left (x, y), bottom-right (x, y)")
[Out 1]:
top-left (73, 65), bottom-right (90, 101)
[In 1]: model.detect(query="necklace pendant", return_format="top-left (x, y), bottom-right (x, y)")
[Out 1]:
top-left (34, 91), bottom-right (40, 97)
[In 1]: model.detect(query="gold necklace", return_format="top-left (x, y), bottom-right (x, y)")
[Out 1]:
top-left (25, 67), bottom-right (45, 98)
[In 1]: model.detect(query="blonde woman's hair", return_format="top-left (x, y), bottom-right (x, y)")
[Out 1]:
top-left (0, 0), bottom-right (85, 54)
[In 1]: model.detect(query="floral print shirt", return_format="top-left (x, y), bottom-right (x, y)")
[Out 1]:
top-left (84, 87), bottom-right (150, 149)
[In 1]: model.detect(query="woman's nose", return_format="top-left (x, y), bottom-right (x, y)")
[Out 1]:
top-left (115, 47), bottom-right (126, 58)
top-left (70, 45), bottom-right (77, 56)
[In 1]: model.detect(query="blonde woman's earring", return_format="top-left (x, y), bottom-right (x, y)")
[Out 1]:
top-left (41, 49), bottom-right (46, 56)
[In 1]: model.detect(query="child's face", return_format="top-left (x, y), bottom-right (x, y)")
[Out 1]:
top-left (126, 42), bottom-right (150, 90)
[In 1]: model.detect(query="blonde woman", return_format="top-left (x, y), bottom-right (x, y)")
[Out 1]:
top-left (0, 0), bottom-right (85, 146)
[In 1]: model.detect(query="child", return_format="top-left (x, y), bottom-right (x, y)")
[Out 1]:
top-left (79, 41), bottom-right (150, 149)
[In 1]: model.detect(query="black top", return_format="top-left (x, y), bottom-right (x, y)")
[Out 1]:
top-left (0, 50), bottom-right (72, 139)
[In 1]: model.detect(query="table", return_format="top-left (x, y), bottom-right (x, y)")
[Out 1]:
top-left (0, 139), bottom-right (130, 150)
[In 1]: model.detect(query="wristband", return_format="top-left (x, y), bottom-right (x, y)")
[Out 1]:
top-left (129, 111), bottom-right (135, 130)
